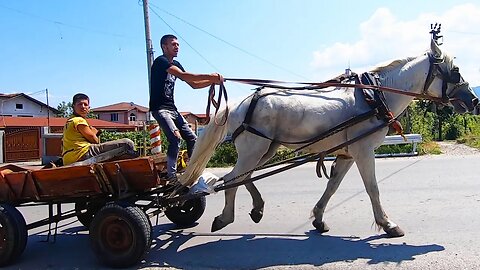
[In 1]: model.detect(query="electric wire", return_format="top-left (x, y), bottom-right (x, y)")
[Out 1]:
top-left (148, 2), bottom-right (311, 80)
top-left (0, 3), bottom-right (133, 39)
top-left (148, 5), bottom-right (221, 72)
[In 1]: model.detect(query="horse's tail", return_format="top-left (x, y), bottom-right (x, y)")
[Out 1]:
top-left (179, 108), bottom-right (229, 186)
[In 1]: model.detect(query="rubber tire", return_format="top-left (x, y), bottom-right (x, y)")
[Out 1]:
top-left (0, 204), bottom-right (28, 267)
top-left (165, 196), bottom-right (206, 227)
top-left (89, 202), bottom-right (152, 268)
top-left (75, 201), bottom-right (104, 228)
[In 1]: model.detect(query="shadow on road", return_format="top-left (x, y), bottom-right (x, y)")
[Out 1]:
top-left (144, 224), bottom-right (445, 269)
top-left (8, 223), bottom-right (444, 269)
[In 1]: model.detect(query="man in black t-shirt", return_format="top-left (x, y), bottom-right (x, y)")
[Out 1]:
top-left (150, 34), bottom-right (222, 181)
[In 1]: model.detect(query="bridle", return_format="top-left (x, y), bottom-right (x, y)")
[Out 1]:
top-left (422, 52), bottom-right (469, 104)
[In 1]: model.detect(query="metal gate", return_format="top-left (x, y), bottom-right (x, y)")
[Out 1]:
top-left (4, 127), bottom-right (40, 162)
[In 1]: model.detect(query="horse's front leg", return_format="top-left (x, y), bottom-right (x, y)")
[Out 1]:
top-left (352, 148), bottom-right (405, 237)
top-left (211, 137), bottom-right (272, 232)
top-left (211, 176), bottom-right (238, 232)
top-left (312, 155), bottom-right (354, 233)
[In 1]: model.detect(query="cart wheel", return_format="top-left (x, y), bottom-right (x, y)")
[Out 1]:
top-left (75, 201), bottom-right (104, 228)
top-left (0, 204), bottom-right (28, 266)
top-left (89, 202), bottom-right (151, 268)
top-left (165, 196), bottom-right (206, 227)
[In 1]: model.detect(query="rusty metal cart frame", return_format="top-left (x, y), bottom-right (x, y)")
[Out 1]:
top-left (0, 156), bottom-right (206, 268)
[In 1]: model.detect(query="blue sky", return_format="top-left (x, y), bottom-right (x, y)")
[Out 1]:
top-left (1, 0), bottom-right (479, 113)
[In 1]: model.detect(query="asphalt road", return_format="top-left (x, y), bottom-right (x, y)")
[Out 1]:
top-left (5, 154), bottom-right (480, 269)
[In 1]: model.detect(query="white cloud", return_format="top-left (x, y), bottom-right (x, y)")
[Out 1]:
top-left (311, 3), bottom-right (480, 86)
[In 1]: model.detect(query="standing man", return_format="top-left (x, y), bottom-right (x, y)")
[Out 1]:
top-left (149, 34), bottom-right (222, 181)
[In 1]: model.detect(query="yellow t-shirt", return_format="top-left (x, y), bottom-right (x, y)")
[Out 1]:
top-left (62, 117), bottom-right (91, 165)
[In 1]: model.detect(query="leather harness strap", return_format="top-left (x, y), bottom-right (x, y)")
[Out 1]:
top-left (357, 72), bottom-right (405, 137)
top-left (231, 90), bottom-right (276, 142)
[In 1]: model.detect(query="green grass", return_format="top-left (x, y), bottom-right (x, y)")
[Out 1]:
top-left (418, 141), bottom-right (442, 155)
top-left (457, 135), bottom-right (480, 149)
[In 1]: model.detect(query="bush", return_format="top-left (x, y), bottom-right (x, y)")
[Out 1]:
top-left (99, 130), bottom-right (169, 155)
top-left (207, 142), bottom-right (237, 167)
top-left (374, 144), bottom-right (413, 155)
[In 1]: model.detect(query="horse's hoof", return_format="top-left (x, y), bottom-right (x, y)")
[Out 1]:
top-left (211, 217), bottom-right (227, 232)
top-left (312, 220), bottom-right (330, 233)
top-left (249, 208), bottom-right (263, 223)
top-left (384, 226), bottom-right (405, 238)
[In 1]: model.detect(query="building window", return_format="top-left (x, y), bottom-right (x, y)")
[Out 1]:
top-left (110, 113), bottom-right (119, 122)
top-left (129, 113), bottom-right (136, 121)
top-left (16, 103), bottom-right (23, 109)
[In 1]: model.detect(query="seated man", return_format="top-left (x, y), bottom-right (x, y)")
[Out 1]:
top-left (62, 93), bottom-right (135, 166)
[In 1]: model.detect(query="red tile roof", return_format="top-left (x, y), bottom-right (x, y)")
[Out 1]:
top-left (0, 116), bottom-right (135, 130)
top-left (180, 112), bottom-right (209, 120)
top-left (92, 102), bottom-right (149, 113)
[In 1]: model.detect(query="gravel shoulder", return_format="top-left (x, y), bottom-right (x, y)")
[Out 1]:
top-left (436, 141), bottom-right (480, 156)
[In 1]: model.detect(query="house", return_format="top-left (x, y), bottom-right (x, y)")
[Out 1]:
top-left (91, 102), bottom-right (150, 127)
top-left (0, 93), bottom-right (60, 117)
top-left (180, 112), bottom-right (209, 133)
top-left (90, 99), bottom-right (211, 133)
top-left (0, 116), bottom-right (135, 163)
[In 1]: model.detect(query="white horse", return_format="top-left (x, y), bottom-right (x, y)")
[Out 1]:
top-left (179, 39), bottom-right (478, 237)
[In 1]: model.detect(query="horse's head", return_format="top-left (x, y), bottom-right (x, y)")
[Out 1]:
top-left (424, 39), bottom-right (479, 113)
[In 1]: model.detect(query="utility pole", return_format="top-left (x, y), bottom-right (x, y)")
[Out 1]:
top-left (46, 88), bottom-right (50, 132)
top-left (142, 0), bottom-right (155, 88)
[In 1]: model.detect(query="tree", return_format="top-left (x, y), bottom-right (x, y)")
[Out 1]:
top-left (56, 101), bottom-right (97, 119)
top-left (56, 101), bottom-right (73, 118)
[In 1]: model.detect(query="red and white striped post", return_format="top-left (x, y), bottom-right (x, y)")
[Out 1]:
top-left (148, 123), bottom-right (162, 154)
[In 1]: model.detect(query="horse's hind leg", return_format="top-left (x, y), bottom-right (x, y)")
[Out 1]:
top-left (245, 142), bottom-right (280, 223)
top-left (352, 148), bottom-right (405, 237)
top-left (211, 136), bottom-right (272, 232)
top-left (312, 155), bottom-right (354, 233)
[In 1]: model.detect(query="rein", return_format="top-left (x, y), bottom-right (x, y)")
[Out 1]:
top-left (224, 77), bottom-right (449, 104)
top-left (205, 80), bottom-right (229, 125)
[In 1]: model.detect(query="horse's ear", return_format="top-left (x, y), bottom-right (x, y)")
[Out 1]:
top-left (430, 38), bottom-right (443, 59)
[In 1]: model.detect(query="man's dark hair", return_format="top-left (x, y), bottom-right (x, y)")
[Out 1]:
top-left (160, 34), bottom-right (177, 47)
top-left (72, 93), bottom-right (89, 104)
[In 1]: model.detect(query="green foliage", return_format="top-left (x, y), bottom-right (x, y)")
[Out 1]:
top-left (457, 134), bottom-right (480, 149)
top-left (267, 147), bottom-right (296, 164)
top-left (98, 128), bottom-right (188, 156)
top-left (375, 144), bottom-right (413, 155)
top-left (56, 100), bottom-right (98, 119)
top-left (56, 101), bottom-right (73, 118)
top-left (207, 142), bottom-right (237, 167)
top-left (99, 130), bottom-right (152, 155)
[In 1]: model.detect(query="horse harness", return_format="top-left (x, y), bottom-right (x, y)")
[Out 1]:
top-left (230, 72), bottom-right (404, 147)
top-left (423, 52), bottom-right (467, 104)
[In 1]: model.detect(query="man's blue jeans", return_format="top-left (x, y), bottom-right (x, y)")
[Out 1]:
top-left (152, 109), bottom-right (197, 177)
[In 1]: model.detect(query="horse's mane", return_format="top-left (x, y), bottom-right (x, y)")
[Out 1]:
top-left (370, 56), bottom-right (417, 73)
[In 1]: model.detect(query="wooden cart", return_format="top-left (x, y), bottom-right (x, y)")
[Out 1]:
top-left (0, 155), bottom-right (206, 268)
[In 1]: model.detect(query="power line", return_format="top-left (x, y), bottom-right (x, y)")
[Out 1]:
top-left (148, 3), bottom-right (310, 80)
top-left (447, 30), bottom-right (480, 36)
top-left (0, 3), bottom-right (134, 39)
top-left (148, 5), bottom-right (221, 72)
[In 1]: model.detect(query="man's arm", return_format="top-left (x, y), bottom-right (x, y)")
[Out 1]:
top-left (77, 124), bottom-right (100, 144)
top-left (167, 65), bottom-right (221, 89)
